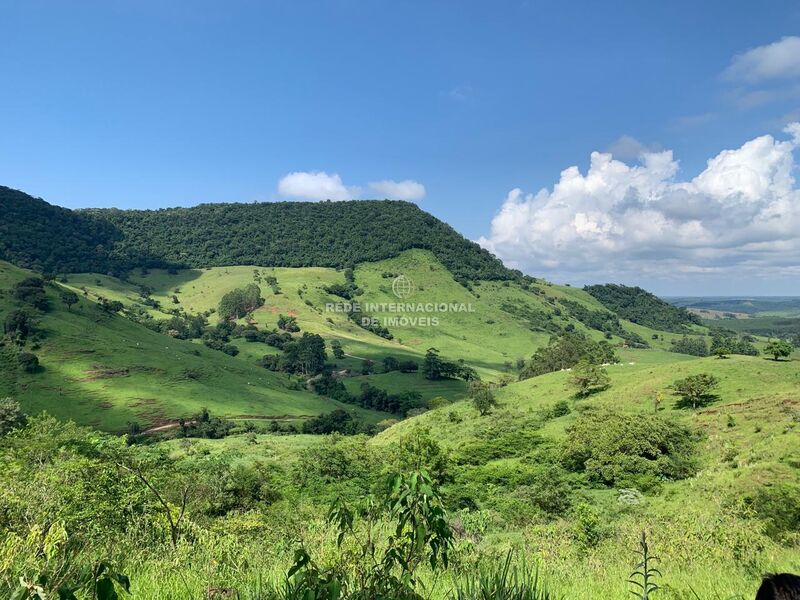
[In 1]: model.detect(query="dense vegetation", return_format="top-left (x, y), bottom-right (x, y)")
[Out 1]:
top-left (584, 284), bottom-right (701, 332)
top-left (0, 186), bottom-right (124, 274)
top-left (1, 186), bottom-right (514, 281)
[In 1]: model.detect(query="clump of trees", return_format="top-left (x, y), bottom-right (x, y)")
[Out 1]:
top-left (218, 284), bottom-right (264, 320)
top-left (709, 329), bottom-right (758, 356)
top-left (259, 332), bottom-right (327, 376)
top-left (562, 409), bottom-right (698, 490)
top-left (584, 283), bottom-right (701, 332)
top-left (764, 339), bottom-right (793, 361)
top-left (560, 299), bottom-right (648, 347)
top-left (382, 355), bottom-right (418, 373)
top-left (519, 332), bottom-right (618, 380)
top-left (670, 335), bottom-right (709, 357)
top-left (422, 348), bottom-right (478, 381)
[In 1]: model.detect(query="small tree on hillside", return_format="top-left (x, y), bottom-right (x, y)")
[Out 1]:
top-left (671, 373), bottom-right (719, 409)
top-left (569, 360), bottom-right (611, 397)
top-left (470, 381), bottom-right (497, 416)
top-left (330, 339), bottom-right (345, 359)
top-left (764, 340), bottom-right (793, 361)
top-left (714, 346), bottom-right (730, 359)
top-left (60, 290), bottom-right (79, 312)
top-left (0, 398), bottom-right (26, 437)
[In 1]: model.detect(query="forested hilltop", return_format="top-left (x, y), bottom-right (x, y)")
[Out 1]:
top-left (0, 186), bottom-right (513, 281)
top-left (585, 283), bottom-right (701, 332)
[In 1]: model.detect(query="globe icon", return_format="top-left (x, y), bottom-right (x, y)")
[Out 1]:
top-left (391, 275), bottom-right (415, 299)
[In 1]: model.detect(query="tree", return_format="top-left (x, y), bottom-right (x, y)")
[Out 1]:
top-left (714, 346), bottom-right (730, 359)
top-left (60, 289), bottom-right (79, 311)
top-left (764, 340), bottom-right (793, 361)
top-left (470, 381), bottom-right (497, 416)
top-left (330, 339), bottom-right (345, 359)
top-left (569, 360), bottom-right (611, 397)
top-left (278, 314), bottom-right (300, 332)
top-left (4, 309), bottom-right (33, 341)
top-left (18, 352), bottom-right (40, 373)
top-left (0, 397), bottom-right (26, 437)
top-left (422, 348), bottom-right (444, 380)
top-left (671, 373), bottom-right (719, 409)
top-left (382, 355), bottom-right (400, 372)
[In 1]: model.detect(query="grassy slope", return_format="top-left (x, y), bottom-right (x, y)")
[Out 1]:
top-left (147, 348), bottom-right (800, 597)
top-left (0, 261), bottom-right (385, 431)
top-left (67, 249), bottom-right (701, 380)
top-left (374, 350), bottom-right (800, 597)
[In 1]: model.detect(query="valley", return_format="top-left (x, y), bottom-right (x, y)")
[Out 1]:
top-left (0, 186), bottom-right (798, 599)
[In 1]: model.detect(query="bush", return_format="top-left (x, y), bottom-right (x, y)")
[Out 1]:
top-left (18, 352), bottom-right (40, 373)
top-left (742, 481), bottom-right (800, 542)
top-left (562, 410), bottom-right (698, 490)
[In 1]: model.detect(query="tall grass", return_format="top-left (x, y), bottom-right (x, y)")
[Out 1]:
top-left (451, 552), bottom-right (558, 600)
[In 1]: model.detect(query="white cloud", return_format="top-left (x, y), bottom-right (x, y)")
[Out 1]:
top-left (278, 171), bottom-right (354, 201)
top-left (277, 172), bottom-right (425, 201)
top-left (368, 179), bottom-right (426, 201)
top-left (724, 36), bottom-right (800, 83)
top-left (479, 124), bottom-right (800, 287)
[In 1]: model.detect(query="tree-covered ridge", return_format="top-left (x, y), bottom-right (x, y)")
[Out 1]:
top-left (0, 186), bottom-right (123, 274)
top-left (90, 200), bottom-right (514, 280)
top-left (1, 186), bottom-right (514, 280)
top-left (584, 283), bottom-right (701, 333)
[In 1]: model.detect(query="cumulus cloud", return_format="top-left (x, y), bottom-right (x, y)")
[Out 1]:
top-left (723, 36), bottom-right (800, 83)
top-left (278, 172), bottom-right (425, 201)
top-left (368, 179), bottom-right (426, 201)
top-left (478, 124), bottom-right (800, 288)
top-left (278, 171), bottom-right (354, 201)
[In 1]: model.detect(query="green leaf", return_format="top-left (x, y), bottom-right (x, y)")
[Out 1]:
top-left (96, 577), bottom-right (118, 600)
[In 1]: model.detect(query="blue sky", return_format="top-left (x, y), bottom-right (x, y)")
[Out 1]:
top-left (1, 0), bottom-right (800, 294)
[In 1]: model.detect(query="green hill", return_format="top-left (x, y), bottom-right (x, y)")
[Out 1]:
top-left (0, 185), bottom-right (512, 281)
top-left (0, 260), bottom-right (386, 432)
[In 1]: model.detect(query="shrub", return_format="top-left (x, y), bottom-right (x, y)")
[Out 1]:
top-left (562, 409), bottom-right (698, 489)
top-left (18, 352), bottom-right (40, 373)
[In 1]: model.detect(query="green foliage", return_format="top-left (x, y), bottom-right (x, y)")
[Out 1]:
top-left (218, 284), bottom-right (264, 320)
top-left (670, 335), bottom-right (709, 357)
top-left (422, 348), bottom-right (478, 382)
top-left (4, 309), bottom-right (35, 341)
top-left (627, 532), bottom-right (661, 600)
top-left (59, 289), bottom-right (79, 311)
top-left (671, 373), bottom-right (720, 409)
top-left (282, 470), bottom-right (453, 600)
top-left (0, 397), bottom-right (26, 437)
top-left (560, 299), bottom-right (647, 347)
top-left (562, 410), bottom-right (698, 489)
top-left (764, 339), bottom-right (793, 361)
top-left (742, 481), bottom-right (800, 542)
top-left (452, 551), bottom-right (557, 600)
top-left (330, 339), bottom-right (345, 359)
top-left (709, 329), bottom-right (758, 357)
top-left (2, 186), bottom-right (513, 281)
top-left (567, 360), bottom-right (610, 397)
top-left (519, 332), bottom-right (617, 380)
top-left (17, 352), bottom-right (40, 373)
top-left (585, 284), bottom-right (701, 332)
top-left (13, 278), bottom-right (49, 312)
top-left (470, 381), bottom-right (497, 416)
